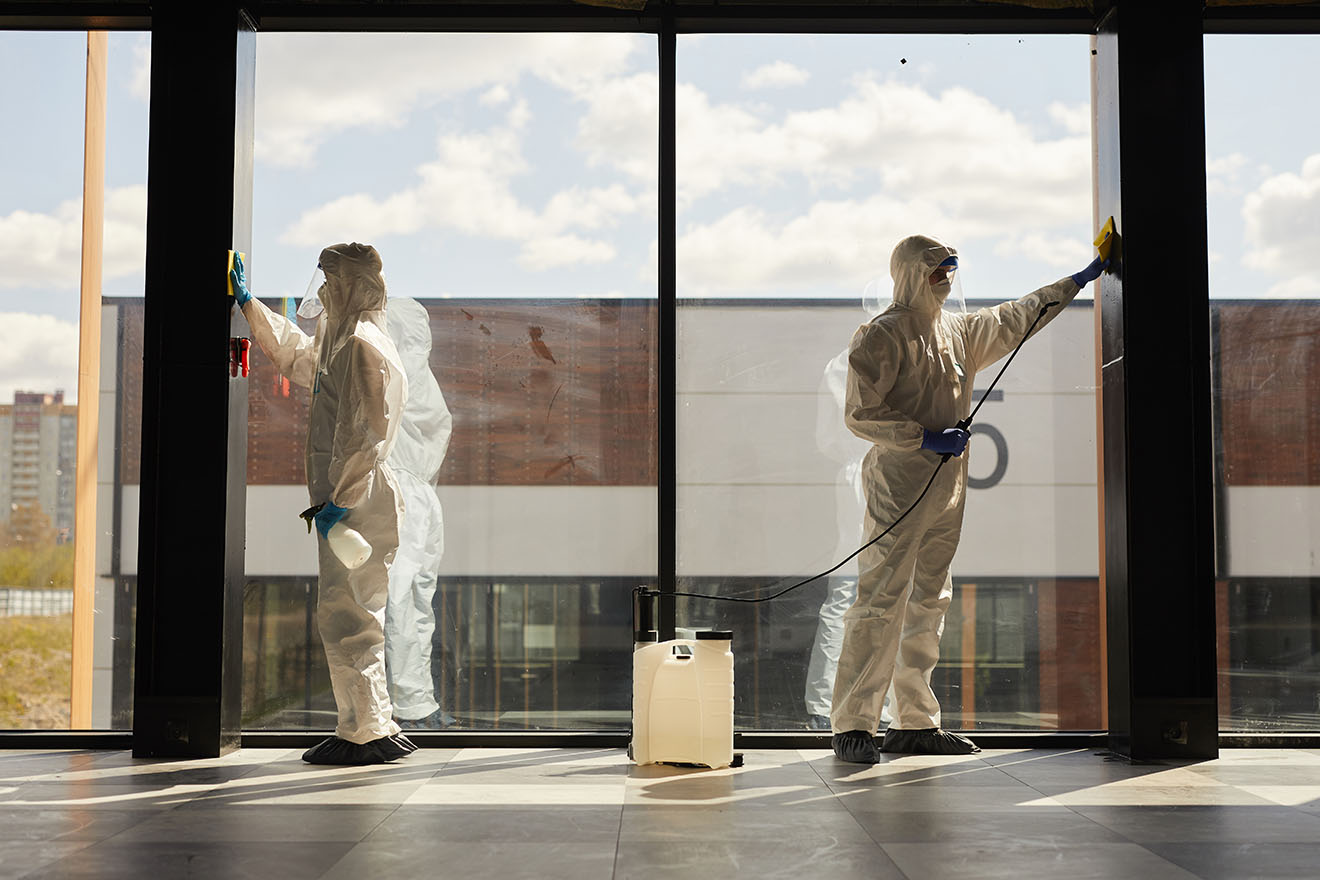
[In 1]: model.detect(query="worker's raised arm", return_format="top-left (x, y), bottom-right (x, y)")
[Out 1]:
top-left (231, 254), bottom-right (318, 389)
top-left (962, 257), bottom-right (1106, 371)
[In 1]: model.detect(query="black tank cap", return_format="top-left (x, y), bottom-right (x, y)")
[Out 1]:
top-left (696, 630), bottom-right (733, 640)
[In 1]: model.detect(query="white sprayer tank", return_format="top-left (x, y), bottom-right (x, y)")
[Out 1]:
top-left (631, 630), bottom-right (734, 769)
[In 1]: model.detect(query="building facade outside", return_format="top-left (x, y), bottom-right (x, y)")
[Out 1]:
top-left (0, 391), bottom-right (78, 543)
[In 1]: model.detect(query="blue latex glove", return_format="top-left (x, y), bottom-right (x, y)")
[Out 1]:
top-left (313, 501), bottom-right (349, 538)
top-left (1070, 256), bottom-right (1110, 287)
top-left (921, 427), bottom-right (970, 456)
top-left (230, 253), bottom-right (252, 306)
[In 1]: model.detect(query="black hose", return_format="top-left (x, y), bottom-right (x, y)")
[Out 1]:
top-left (655, 300), bottom-right (1059, 606)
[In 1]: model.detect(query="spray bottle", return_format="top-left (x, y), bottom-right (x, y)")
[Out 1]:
top-left (299, 503), bottom-right (373, 570)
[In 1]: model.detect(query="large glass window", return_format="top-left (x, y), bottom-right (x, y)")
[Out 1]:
top-left (0, 31), bottom-right (148, 730)
top-left (243, 33), bottom-right (657, 731)
top-left (675, 35), bottom-right (1101, 730)
top-left (1206, 36), bottom-right (1320, 732)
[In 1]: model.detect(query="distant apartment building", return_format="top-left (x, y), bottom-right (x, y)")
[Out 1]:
top-left (0, 391), bottom-right (78, 541)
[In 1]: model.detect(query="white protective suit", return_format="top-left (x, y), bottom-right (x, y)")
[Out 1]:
top-left (831, 234), bottom-right (1080, 735)
top-left (383, 296), bottom-right (453, 723)
top-left (242, 243), bottom-right (409, 745)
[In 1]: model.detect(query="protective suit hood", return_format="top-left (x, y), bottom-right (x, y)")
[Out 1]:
top-left (315, 242), bottom-right (389, 367)
top-left (318, 243), bottom-right (387, 316)
top-left (889, 234), bottom-right (960, 317)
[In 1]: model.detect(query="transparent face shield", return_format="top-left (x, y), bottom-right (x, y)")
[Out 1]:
top-left (298, 263), bottom-right (327, 319)
top-left (864, 251), bottom-right (966, 317)
top-left (928, 254), bottom-right (966, 315)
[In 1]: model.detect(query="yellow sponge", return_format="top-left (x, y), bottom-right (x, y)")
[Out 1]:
top-left (227, 250), bottom-right (245, 298)
top-left (1094, 217), bottom-right (1116, 263)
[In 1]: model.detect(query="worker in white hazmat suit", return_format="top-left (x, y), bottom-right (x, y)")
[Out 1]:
top-left (383, 296), bottom-right (454, 728)
top-left (231, 244), bottom-right (416, 764)
top-left (831, 234), bottom-right (1106, 763)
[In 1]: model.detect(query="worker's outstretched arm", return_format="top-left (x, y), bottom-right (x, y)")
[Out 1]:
top-left (231, 253), bottom-right (318, 389)
top-left (963, 257), bottom-right (1106, 370)
top-left (241, 297), bottom-right (318, 390)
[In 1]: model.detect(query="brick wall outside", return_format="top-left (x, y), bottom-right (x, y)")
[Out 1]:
top-left (116, 299), bottom-right (658, 487)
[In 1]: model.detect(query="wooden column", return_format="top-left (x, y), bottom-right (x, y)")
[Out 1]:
top-left (70, 30), bottom-right (107, 730)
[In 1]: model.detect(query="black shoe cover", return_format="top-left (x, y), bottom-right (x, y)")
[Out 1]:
top-left (832, 729), bottom-right (880, 764)
top-left (880, 728), bottom-right (981, 755)
top-left (301, 733), bottom-right (418, 765)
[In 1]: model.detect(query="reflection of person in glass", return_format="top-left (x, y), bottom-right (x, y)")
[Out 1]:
top-left (383, 296), bottom-right (454, 729)
top-left (232, 244), bottom-right (417, 764)
top-left (803, 347), bottom-right (869, 730)
top-left (832, 234), bottom-right (1104, 763)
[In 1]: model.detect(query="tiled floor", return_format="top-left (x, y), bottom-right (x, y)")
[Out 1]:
top-left (2, 746), bottom-right (1320, 879)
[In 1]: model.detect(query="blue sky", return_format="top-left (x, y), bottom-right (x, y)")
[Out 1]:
top-left (1, 31), bottom-right (1317, 401)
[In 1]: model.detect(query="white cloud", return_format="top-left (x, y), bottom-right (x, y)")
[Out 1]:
top-left (518, 235), bottom-right (615, 270)
top-left (573, 72), bottom-right (660, 185)
top-left (1242, 154), bottom-right (1320, 288)
top-left (742, 61), bottom-right (810, 90)
top-left (480, 85), bottom-right (511, 106)
top-left (993, 232), bottom-right (1091, 269)
top-left (668, 77), bottom-right (1090, 223)
top-left (1207, 152), bottom-right (1249, 195)
top-left (1047, 101), bottom-right (1090, 136)
top-left (666, 77), bottom-right (1092, 293)
top-left (253, 33), bottom-right (640, 166)
top-left (0, 312), bottom-right (80, 402)
top-left (0, 186), bottom-right (146, 290)
top-left (678, 195), bottom-right (964, 294)
top-left (281, 107), bottom-right (640, 271)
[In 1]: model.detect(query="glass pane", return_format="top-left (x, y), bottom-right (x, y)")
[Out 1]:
top-left (676, 35), bottom-right (1101, 731)
top-left (1206, 36), bottom-right (1320, 732)
top-left (0, 32), bottom-right (147, 730)
top-left (244, 33), bottom-right (657, 732)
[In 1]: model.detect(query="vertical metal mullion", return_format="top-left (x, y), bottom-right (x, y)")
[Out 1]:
top-left (657, 16), bottom-right (677, 642)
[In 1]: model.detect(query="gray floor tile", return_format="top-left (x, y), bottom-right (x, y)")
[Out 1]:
top-left (882, 840), bottom-right (1201, 880)
top-left (848, 808), bottom-right (1128, 844)
top-left (813, 760), bottom-right (1021, 787)
top-left (104, 804), bottom-right (396, 842)
top-left (829, 782), bottom-right (1070, 812)
top-left (0, 807), bottom-right (152, 842)
top-left (321, 840), bottom-right (617, 880)
top-left (365, 805), bottom-right (622, 843)
top-left (1030, 782), bottom-right (1280, 807)
top-left (22, 841), bottom-right (355, 880)
top-left (2, 781), bottom-right (222, 809)
top-left (615, 839), bottom-right (905, 880)
top-left (0, 839), bottom-right (95, 877)
top-left (1070, 805), bottom-right (1320, 843)
top-left (1146, 842), bottom-right (1320, 880)
top-left (621, 801), bottom-right (872, 845)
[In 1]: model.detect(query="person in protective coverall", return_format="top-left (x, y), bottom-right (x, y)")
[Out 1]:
top-left (231, 244), bottom-right (417, 764)
top-left (383, 296), bottom-right (454, 729)
top-left (831, 233), bottom-right (1106, 763)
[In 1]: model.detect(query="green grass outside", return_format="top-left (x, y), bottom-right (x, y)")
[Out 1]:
top-left (0, 613), bottom-right (71, 729)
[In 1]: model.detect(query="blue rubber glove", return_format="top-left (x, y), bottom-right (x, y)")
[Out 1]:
top-left (230, 253), bottom-right (252, 306)
top-left (921, 427), bottom-right (970, 456)
top-left (1070, 256), bottom-right (1110, 287)
top-left (313, 501), bottom-right (348, 538)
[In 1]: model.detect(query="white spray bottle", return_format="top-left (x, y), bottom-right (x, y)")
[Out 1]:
top-left (301, 504), bottom-right (372, 570)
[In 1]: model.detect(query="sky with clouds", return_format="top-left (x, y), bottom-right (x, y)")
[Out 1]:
top-left (1, 30), bottom-right (1317, 402)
